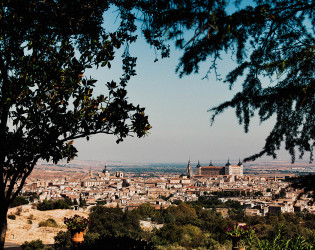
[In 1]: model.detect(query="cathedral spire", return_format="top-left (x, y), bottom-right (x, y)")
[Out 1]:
top-left (225, 159), bottom-right (231, 166)
top-left (186, 159), bottom-right (193, 178)
top-left (237, 158), bottom-right (243, 166)
top-left (196, 160), bottom-right (201, 168)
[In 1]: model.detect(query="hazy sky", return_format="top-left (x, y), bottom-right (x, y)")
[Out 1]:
top-left (74, 7), bottom-right (299, 165)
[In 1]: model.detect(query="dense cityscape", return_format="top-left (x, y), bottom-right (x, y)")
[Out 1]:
top-left (18, 160), bottom-right (315, 215)
top-left (4, 160), bottom-right (314, 249)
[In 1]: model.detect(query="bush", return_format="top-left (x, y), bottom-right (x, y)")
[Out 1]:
top-left (39, 218), bottom-right (58, 228)
top-left (54, 231), bottom-right (72, 250)
top-left (15, 207), bottom-right (22, 216)
top-left (37, 199), bottom-right (71, 211)
top-left (77, 235), bottom-right (154, 250)
top-left (89, 205), bottom-right (143, 238)
top-left (83, 232), bottom-right (101, 245)
top-left (54, 232), bottom-right (153, 250)
top-left (10, 196), bottom-right (29, 208)
top-left (21, 239), bottom-right (45, 250)
top-left (28, 219), bottom-right (33, 225)
top-left (28, 214), bottom-right (34, 220)
top-left (8, 214), bottom-right (16, 220)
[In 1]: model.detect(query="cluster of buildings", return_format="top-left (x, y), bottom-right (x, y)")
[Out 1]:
top-left (185, 159), bottom-right (243, 178)
top-left (20, 161), bottom-right (314, 215)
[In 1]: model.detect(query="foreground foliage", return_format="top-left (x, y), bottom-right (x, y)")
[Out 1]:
top-left (0, 0), bottom-right (154, 246)
top-left (53, 199), bottom-right (315, 249)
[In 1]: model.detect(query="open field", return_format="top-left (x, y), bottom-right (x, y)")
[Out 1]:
top-left (6, 205), bottom-right (89, 244)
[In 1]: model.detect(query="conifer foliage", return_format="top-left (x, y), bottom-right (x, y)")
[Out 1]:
top-left (137, 0), bottom-right (315, 162)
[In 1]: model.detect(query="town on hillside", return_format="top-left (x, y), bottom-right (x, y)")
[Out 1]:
top-left (17, 160), bottom-right (315, 215)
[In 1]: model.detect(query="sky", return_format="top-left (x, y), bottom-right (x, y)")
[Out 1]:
top-left (74, 7), bottom-right (298, 165)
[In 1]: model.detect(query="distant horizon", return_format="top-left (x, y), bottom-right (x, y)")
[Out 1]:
top-left (70, 10), bottom-right (314, 165)
top-left (37, 158), bottom-right (313, 166)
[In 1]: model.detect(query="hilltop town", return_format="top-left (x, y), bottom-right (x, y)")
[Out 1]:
top-left (18, 160), bottom-right (315, 216)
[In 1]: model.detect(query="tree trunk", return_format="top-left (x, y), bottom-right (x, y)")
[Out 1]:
top-left (0, 203), bottom-right (8, 250)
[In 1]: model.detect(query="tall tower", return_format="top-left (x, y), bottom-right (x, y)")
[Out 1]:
top-left (237, 159), bottom-right (243, 176)
top-left (196, 160), bottom-right (201, 175)
top-left (186, 160), bottom-right (193, 178)
top-left (225, 159), bottom-right (232, 175)
top-left (102, 164), bottom-right (110, 178)
top-left (88, 167), bottom-right (93, 178)
top-left (102, 164), bottom-right (107, 174)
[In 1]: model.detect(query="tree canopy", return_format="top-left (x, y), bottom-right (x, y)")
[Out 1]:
top-left (135, 0), bottom-right (315, 163)
top-left (0, 1), bottom-right (153, 203)
top-left (0, 0), bottom-right (157, 247)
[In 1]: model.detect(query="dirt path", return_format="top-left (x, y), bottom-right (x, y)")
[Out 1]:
top-left (14, 221), bottom-right (39, 242)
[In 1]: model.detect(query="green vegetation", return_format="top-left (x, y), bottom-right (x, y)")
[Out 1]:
top-left (10, 196), bottom-right (29, 208)
top-left (88, 205), bottom-right (144, 239)
top-left (22, 192), bottom-right (39, 203)
top-left (138, 0), bottom-right (315, 163)
top-left (7, 214), bottom-right (15, 220)
top-left (54, 231), bottom-right (72, 250)
top-left (27, 214), bottom-right (34, 220)
top-left (39, 218), bottom-right (58, 228)
top-left (72, 199), bottom-right (315, 249)
top-left (79, 194), bottom-right (87, 208)
top-left (0, 0), bottom-right (153, 246)
top-left (15, 207), bottom-right (22, 216)
top-left (37, 199), bottom-right (73, 211)
top-left (64, 215), bottom-right (89, 232)
top-left (21, 239), bottom-right (53, 250)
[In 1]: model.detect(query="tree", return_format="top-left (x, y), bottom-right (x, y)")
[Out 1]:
top-left (0, 1), bottom-right (157, 247)
top-left (167, 203), bottom-right (198, 225)
top-left (10, 196), bottom-right (29, 208)
top-left (135, 0), bottom-right (314, 163)
top-left (88, 205), bottom-right (143, 239)
top-left (135, 203), bottom-right (156, 219)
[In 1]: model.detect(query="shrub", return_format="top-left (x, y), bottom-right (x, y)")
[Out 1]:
top-left (89, 205), bottom-right (143, 238)
top-left (37, 199), bottom-right (71, 211)
top-left (39, 218), bottom-right (58, 228)
top-left (27, 214), bottom-right (34, 220)
top-left (10, 196), bottom-right (29, 208)
top-left (83, 232), bottom-right (100, 245)
top-left (8, 214), bottom-right (16, 220)
top-left (54, 231), bottom-right (72, 250)
top-left (28, 219), bottom-right (33, 225)
top-left (15, 207), bottom-right (22, 216)
top-left (21, 239), bottom-right (45, 250)
top-left (64, 215), bottom-right (89, 231)
top-left (76, 235), bottom-right (154, 250)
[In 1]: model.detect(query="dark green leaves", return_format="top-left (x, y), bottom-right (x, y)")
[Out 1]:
top-left (0, 0), bottom-right (153, 202)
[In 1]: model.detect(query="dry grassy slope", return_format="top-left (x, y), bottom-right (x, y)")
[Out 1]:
top-left (6, 205), bottom-right (89, 244)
